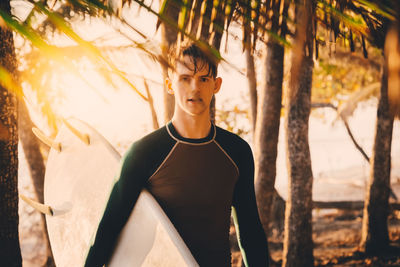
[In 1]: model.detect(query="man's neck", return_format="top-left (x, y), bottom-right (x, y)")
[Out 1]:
top-left (171, 113), bottom-right (212, 139)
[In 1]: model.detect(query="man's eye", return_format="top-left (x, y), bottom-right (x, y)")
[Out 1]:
top-left (181, 77), bottom-right (189, 81)
top-left (201, 77), bottom-right (209, 82)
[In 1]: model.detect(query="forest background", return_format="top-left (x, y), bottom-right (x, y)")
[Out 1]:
top-left (1, 0), bottom-right (400, 266)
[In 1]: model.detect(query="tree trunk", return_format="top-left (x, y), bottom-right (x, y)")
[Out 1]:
top-left (282, 0), bottom-right (315, 266)
top-left (205, 0), bottom-right (224, 124)
top-left (18, 100), bottom-right (55, 266)
top-left (386, 23), bottom-right (400, 119)
top-left (254, 39), bottom-right (284, 236)
top-left (160, 0), bottom-right (179, 123)
top-left (0, 1), bottom-right (22, 266)
top-left (239, 0), bottom-right (289, 242)
top-left (143, 80), bottom-right (160, 129)
top-left (360, 59), bottom-right (394, 255)
top-left (244, 28), bottom-right (257, 132)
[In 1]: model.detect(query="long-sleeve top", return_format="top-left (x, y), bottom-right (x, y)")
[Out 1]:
top-left (85, 122), bottom-right (269, 266)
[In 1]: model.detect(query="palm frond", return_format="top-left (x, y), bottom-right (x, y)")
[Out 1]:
top-left (32, 1), bottom-right (148, 100)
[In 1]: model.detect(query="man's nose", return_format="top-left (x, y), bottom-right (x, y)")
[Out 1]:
top-left (190, 79), bottom-right (200, 92)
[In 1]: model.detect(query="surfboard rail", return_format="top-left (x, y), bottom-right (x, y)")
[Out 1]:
top-left (108, 189), bottom-right (199, 267)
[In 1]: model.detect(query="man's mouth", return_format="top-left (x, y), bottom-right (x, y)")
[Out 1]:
top-left (187, 98), bottom-right (202, 102)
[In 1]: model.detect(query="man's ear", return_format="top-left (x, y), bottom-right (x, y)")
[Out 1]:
top-left (165, 78), bottom-right (174, 95)
top-left (214, 77), bottom-right (222, 94)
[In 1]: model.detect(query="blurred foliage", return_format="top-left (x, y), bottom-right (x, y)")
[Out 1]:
top-left (216, 97), bottom-right (251, 140)
top-left (4, 0), bottom-right (159, 133)
top-left (312, 46), bottom-right (382, 108)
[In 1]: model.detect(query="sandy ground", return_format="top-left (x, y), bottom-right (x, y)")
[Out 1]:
top-left (230, 209), bottom-right (400, 267)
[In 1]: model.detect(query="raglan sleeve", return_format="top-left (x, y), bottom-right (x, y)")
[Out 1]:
top-left (84, 142), bottom-right (149, 267)
top-left (231, 141), bottom-right (270, 267)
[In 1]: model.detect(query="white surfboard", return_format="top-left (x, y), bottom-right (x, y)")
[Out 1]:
top-left (43, 118), bottom-right (198, 267)
top-left (108, 190), bottom-right (198, 267)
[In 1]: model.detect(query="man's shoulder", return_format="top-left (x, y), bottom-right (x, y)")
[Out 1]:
top-left (215, 125), bottom-right (251, 150)
top-left (138, 125), bottom-right (170, 144)
top-left (125, 125), bottom-right (174, 158)
top-left (214, 126), bottom-right (253, 173)
top-left (214, 125), bottom-right (253, 166)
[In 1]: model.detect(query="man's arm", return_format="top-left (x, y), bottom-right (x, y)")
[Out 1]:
top-left (232, 142), bottom-right (269, 267)
top-left (84, 143), bottom-right (148, 266)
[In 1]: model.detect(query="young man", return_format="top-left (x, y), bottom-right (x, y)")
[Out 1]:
top-left (85, 42), bottom-right (269, 266)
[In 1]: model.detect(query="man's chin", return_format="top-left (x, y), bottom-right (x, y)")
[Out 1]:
top-left (184, 108), bottom-right (208, 117)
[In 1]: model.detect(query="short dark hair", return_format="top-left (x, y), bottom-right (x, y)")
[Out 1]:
top-left (168, 40), bottom-right (218, 78)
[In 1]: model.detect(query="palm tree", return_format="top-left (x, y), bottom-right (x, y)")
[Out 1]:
top-left (360, 51), bottom-right (394, 254)
top-left (325, 0), bottom-right (397, 254)
top-left (282, 0), bottom-right (315, 265)
top-left (159, 0), bottom-right (179, 122)
top-left (252, 0), bottom-right (289, 242)
top-left (356, 0), bottom-right (396, 254)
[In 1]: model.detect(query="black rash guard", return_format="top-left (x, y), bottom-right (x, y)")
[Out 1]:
top-left (85, 122), bottom-right (269, 267)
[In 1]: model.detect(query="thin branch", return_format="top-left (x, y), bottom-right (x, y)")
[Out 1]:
top-left (311, 102), bottom-right (370, 162)
top-left (143, 78), bottom-right (159, 130)
top-left (342, 118), bottom-right (370, 162)
top-left (312, 102), bottom-right (398, 200)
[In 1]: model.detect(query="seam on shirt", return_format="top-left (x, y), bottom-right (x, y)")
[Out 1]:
top-left (148, 142), bottom-right (179, 182)
top-left (166, 123), bottom-right (216, 145)
top-left (213, 140), bottom-right (240, 176)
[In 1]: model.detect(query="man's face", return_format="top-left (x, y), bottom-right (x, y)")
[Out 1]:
top-left (166, 55), bottom-right (222, 118)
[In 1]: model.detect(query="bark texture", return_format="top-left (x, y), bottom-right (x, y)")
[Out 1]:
top-left (282, 0), bottom-right (315, 266)
top-left (386, 24), bottom-right (400, 118)
top-left (360, 60), bottom-right (394, 254)
top-left (254, 40), bottom-right (284, 236)
top-left (0, 1), bottom-right (22, 266)
top-left (252, 0), bottom-right (289, 239)
top-left (18, 101), bottom-right (55, 266)
top-left (244, 26), bottom-right (257, 132)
